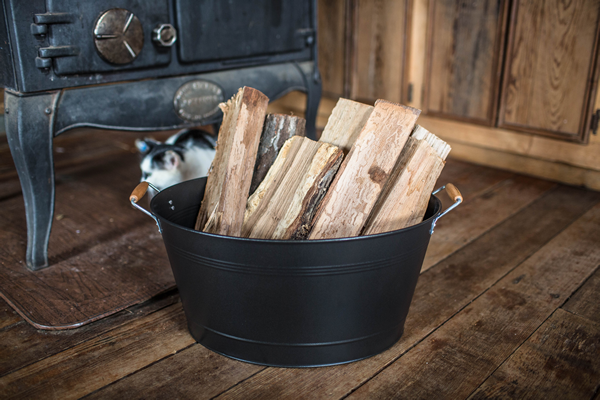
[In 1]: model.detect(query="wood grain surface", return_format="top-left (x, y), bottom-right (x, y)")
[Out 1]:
top-left (0, 154), bottom-right (175, 329)
top-left (0, 297), bottom-right (22, 330)
top-left (347, 198), bottom-right (600, 399)
top-left (470, 309), bottom-right (600, 400)
top-left (349, 0), bottom-right (409, 103)
top-left (319, 98), bottom-right (373, 152)
top-left (498, 0), bottom-right (600, 141)
top-left (318, 0), bottom-right (348, 98)
top-left (309, 100), bottom-right (420, 239)
top-left (426, 0), bottom-right (507, 124)
top-left (0, 292), bottom-right (179, 377)
top-left (86, 344), bottom-right (264, 400)
top-left (423, 175), bottom-right (555, 271)
top-left (242, 136), bottom-right (343, 239)
top-left (196, 87), bottom-right (269, 235)
top-left (562, 266), bottom-right (600, 325)
top-left (0, 303), bottom-right (194, 399)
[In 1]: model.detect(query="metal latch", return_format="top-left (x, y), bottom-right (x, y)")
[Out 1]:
top-left (31, 12), bottom-right (76, 69)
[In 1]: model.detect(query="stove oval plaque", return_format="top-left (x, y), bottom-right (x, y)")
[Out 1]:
top-left (174, 81), bottom-right (224, 122)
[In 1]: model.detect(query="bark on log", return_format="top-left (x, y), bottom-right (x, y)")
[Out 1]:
top-left (249, 114), bottom-right (306, 194)
top-left (242, 136), bottom-right (344, 240)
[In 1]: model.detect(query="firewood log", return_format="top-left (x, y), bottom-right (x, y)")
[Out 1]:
top-left (319, 98), bottom-right (373, 152)
top-left (195, 86), bottom-right (269, 236)
top-left (308, 100), bottom-right (421, 239)
top-left (249, 114), bottom-right (306, 194)
top-left (242, 136), bottom-right (344, 240)
top-left (362, 125), bottom-right (451, 235)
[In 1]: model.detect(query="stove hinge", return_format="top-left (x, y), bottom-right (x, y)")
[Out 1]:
top-left (31, 13), bottom-right (79, 69)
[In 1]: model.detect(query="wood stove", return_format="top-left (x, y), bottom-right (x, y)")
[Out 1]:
top-left (0, 0), bottom-right (321, 270)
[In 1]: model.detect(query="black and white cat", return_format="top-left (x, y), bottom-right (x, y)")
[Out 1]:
top-left (135, 128), bottom-right (216, 194)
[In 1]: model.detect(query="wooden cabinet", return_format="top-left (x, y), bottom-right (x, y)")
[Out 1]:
top-left (318, 0), bottom-right (600, 143)
top-left (498, 0), bottom-right (600, 142)
top-left (318, 0), bottom-right (410, 103)
top-left (425, 0), bottom-right (508, 125)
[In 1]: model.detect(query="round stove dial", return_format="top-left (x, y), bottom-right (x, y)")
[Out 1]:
top-left (94, 8), bottom-right (144, 65)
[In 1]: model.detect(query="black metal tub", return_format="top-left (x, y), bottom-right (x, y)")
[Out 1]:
top-left (130, 177), bottom-right (461, 367)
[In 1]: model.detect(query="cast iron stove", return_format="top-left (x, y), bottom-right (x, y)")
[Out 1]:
top-left (0, 0), bottom-right (321, 270)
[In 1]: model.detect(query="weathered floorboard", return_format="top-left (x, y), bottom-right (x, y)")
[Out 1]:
top-left (0, 297), bottom-right (22, 331)
top-left (562, 266), bottom-right (600, 325)
top-left (347, 200), bottom-right (600, 399)
top-left (0, 303), bottom-right (194, 400)
top-left (86, 344), bottom-right (264, 400)
top-left (212, 186), bottom-right (600, 400)
top-left (0, 291), bottom-right (179, 378)
top-left (0, 154), bottom-right (175, 329)
top-left (423, 176), bottom-right (555, 271)
top-left (469, 309), bottom-right (600, 400)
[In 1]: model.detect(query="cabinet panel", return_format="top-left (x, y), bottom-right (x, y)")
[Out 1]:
top-left (318, 0), bottom-right (347, 97)
top-left (349, 0), bottom-right (408, 103)
top-left (498, 0), bottom-right (600, 142)
top-left (425, 0), bottom-right (508, 125)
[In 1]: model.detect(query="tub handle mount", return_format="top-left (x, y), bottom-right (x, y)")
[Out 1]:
top-left (129, 181), bottom-right (162, 233)
top-left (430, 183), bottom-right (463, 234)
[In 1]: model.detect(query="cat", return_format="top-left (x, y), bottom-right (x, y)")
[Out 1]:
top-left (135, 128), bottom-right (217, 196)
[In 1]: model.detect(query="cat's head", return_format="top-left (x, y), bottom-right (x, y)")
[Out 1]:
top-left (135, 138), bottom-right (185, 192)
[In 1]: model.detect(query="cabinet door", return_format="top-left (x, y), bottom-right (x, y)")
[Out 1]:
top-left (348, 0), bottom-right (409, 104)
top-left (498, 0), bottom-right (600, 142)
top-left (318, 0), bottom-right (347, 98)
top-left (424, 0), bottom-right (508, 125)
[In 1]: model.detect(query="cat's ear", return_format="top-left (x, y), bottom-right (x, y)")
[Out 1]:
top-left (164, 150), bottom-right (181, 170)
top-left (135, 138), bottom-right (160, 154)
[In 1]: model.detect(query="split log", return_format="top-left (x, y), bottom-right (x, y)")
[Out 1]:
top-left (308, 100), bottom-right (421, 239)
top-left (362, 125), bottom-right (450, 235)
top-left (242, 136), bottom-right (344, 240)
top-left (195, 87), bottom-right (269, 235)
top-left (249, 114), bottom-right (306, 194)
top-left (319, 98), bottom-right (373, 153)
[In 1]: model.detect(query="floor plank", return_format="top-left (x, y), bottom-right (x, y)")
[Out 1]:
top-left (0, 297), bottom-right (22, 330)
top-left (433, 159), bottom-right (514, 211)
top-left (0, 303), bottom-right (195, 400)
top-left (346, 201), bottom-right (600, 399)
top-left (423, 175), bottom-right (555, 271)
top-left (0, 291), bottom-right (179, 378)
top-left (0, 152), bottom-right (175, 329)
top-left (562, 266), bottom-right (600, 325)
top-left (209, 186), bottom-right (600, 400)
top-left (469, 309), bottom-right (600, 400)
top-left (85, 344), bottom-right (264, 400)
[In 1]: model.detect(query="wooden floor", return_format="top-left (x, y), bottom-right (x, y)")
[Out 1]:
top-left (1, 129), bottom-right (600, 399)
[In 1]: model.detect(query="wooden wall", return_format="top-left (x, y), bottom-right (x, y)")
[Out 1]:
top-left (270, 0), bottom-right (600, 191)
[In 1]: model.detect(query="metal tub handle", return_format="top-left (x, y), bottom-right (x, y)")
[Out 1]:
top-left (129, 181), bottom-right (162, 233)
top-left (430, 183), bottom-right (463, 234)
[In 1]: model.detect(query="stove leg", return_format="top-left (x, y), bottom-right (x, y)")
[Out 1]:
top-left (4, 91), bottom-right (58, 271)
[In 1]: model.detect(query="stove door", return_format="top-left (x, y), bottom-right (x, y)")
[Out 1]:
top-left (47, 0), bottom-right (172, 76)
top-left (175, 0), bottom-right (311, 63)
